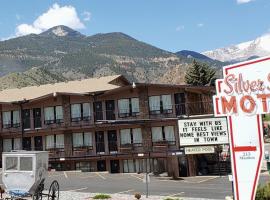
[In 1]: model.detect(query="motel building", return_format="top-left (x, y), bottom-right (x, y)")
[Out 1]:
top-left (0, 75), bottom-right (230, 177)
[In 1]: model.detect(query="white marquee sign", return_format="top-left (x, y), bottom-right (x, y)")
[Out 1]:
top-left (178, 117), bottom-right (229, 146)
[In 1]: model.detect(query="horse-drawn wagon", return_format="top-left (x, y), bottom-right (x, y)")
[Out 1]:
top-left (2, 151), bottom-right (59, 200)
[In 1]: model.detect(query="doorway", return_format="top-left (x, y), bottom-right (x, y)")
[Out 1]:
top-left (174, 93), bottom-right (186, 115)
top-left (96, 131), bottom-right (105, 153)
top-left (97, 160), bottom-right (106, 171)
top-left (107, 130), bottom-right (117, 152)
top-left (110, 160), bottom-right (120, 173)
top-left (94, 101), bottom-right (103, 121)
top-left (33, 108), bottom-right (42, 129)
top-left (23, 137), bottom-right (31, 150)
top-left (105, 100), bottom-right (115, 120)
top-left (34, 136), bottom-right (43, 151)
top-left (22, 109), bottom-right (31, 130)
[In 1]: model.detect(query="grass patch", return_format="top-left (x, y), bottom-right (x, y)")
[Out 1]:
top-left (92, 194), bottom-right (111, 199)
top-left (263, 114), bottom-right (270, 121)
top-left (163, 198), bottom-right (181, 200)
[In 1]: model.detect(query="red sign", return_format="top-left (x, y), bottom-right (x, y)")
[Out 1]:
top-left (213, 57), bottom-right (269, 200)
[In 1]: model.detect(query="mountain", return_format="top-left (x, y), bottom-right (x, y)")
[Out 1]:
top-left (40, 25), bottom-right (85, 38)
top-left (176, 50), bottom-right (213, 61)
top-left (202, 33), bottom-right (270, 62)
top-left (0, 25), bottom-right (221, 90)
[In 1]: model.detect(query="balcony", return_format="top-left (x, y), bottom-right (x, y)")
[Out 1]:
top-left (72, 145), bottom-right (94, 157)
top-left (47, 147), bottom-right (65, 159)
top-left (175, 101), bottom-right (214, 116)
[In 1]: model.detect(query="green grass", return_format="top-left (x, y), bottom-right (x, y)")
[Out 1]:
top-left (92, 194), bottom-right (111, 199)
top-left (163, 198), bottom-right (182, 200)
top-left (263, 114), bottom-right (270, 121)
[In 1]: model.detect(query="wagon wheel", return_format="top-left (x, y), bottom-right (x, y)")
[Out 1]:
top-left (48, 180), bottom-right (59, 200)
top-left (33, 191), bottom-right (43, 200)
top-left (33, 178), bottom-right (45, 200)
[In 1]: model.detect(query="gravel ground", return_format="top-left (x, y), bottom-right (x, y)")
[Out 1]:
top-left (59, 191), bottom-right (219, 200)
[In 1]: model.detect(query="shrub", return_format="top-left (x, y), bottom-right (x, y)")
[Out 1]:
top-left (256, 183), bottom-right (270, 200)
top-left (134, 192), bottom-right (141, 199)
top-left (92, 194), bottom-right (111, 199)
top-left (163, 198), bottom-right (181, 200)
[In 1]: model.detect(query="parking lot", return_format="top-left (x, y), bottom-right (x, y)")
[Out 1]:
top-left (1, 171), bottom-right (269, 199)
top-left (44, 171), bottom-right (232, 199)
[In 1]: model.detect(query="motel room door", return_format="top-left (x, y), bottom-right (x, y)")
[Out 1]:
top-left (23, 137), bottom-right (31, 150)
top-left (95, 131), bottom-right (105, 153)
top-left (94, 101), bottom-right (103, 121)
top-left (110, 160), bottom-right (120, 173)
top-left (107, 130), bottom-right (118, 153)
top-left (34, 136), bottom-right (43, 151)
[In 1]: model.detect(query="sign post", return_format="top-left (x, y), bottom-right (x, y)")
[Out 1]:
top-left (213, 56), bottom-right (270, 200)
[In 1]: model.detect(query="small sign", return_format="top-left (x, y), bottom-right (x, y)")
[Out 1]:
top-left (185, 146), bottom-right (215, 155)
top-left (60, 158), bottom-right (65, 161)
top-left (178, 117), bottom-right (229, 146)
top-left (138, 153), bottom-right (144, 157)
top-left (143, 174), bottom-right (150, 183)
top-left (228, 175), bottom-right (233, 182)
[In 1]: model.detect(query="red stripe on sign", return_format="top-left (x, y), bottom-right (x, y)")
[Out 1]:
top-left (233, 146), bottom-right (257, 152)
top-left (224, 57), bottom-right (270, 75)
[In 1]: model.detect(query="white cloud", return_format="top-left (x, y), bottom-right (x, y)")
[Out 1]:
top-left (237, 0), bottom-right (253, 4)
top-left (82, 11), bottom-right (91, 21)
top-left (15, 3), bottom-right (85, 36)
top-left (197, 23), bottom-right (204, 28)
top-left (176, 25), bottom-right (185, 32)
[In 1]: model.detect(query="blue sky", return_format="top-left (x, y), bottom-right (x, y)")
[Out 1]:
top-left (0, 0), bottom-right (269, 52)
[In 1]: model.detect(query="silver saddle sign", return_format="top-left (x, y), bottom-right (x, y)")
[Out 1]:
top-left (213, 56), bottom-right (270, 200)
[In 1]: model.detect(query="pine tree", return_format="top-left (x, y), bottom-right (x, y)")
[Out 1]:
top-left (185, 60), bottom-right (216, 86)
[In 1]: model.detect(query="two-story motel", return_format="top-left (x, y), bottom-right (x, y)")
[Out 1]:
top-left (0, 75), bottom-right (220, 177)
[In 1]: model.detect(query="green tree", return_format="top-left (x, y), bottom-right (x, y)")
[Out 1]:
top-left (185, 60), bottom-right (216, 86)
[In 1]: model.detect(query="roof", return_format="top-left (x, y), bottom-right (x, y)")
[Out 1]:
top-left (0, 75), bottom-right (128, 103)
top-left (101, 82), bottom-right (214, 97)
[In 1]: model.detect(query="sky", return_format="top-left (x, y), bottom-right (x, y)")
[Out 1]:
top-left (0, 0), bottom-right (270, 52)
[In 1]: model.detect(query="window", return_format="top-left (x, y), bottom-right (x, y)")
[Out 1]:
top-left (13, 138), bottom-right (21, 150)
top-left (45, 134), bottom-right (64, 149)
top-left (152, 127), bottom-right (163, 142)
top-left (46, 135), bottom-right (54, 149)
top-left (118, 98), bottom-right (140, 117)
top-left (3, 138), bottom-right (21, 152)
top-left (123, 159), bottom-right (135, 173)
top-left (164, 126), bottom-right (175, 142)
top-left (44, 106), bottom-right (64, 124)
top-left (149, 96), bottom-right (160, 114)
top-left (162, 95), bottom-right (173, 113)
top-left (55, 106), bottom-right (63, 123)
top-left (149, 95), bottom-right (173, 114)
top-left (82, 103), bottom-right (91, 120)
top-left (120, 129), bottom-right (131, 145)
top-left (2, 111), bottom-right (11, 128)
top-left (123, 159), bottom-right (152, 173)
top-left (151, 126), bottom-right (176, 144)
top-left (20, 157), bottom-right (32, 171)
top-left (12, 111), bottom-right (20, 127)
top-left (120, 128), bottom-right (142, 146)
top-left (5, 157), bottom-right (18, 171)
top-left (56, 134), bottom-right (64, 148)
top-left (71, 103), bottom-right (91, 122)
top-left (2, 110), bottom-right (20, 128)
top-left (72, 132), bottom-right (93, 147)
top-left (3, 139), bottom-right (12, 152)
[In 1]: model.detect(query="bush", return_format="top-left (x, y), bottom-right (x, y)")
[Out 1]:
top-left (134, 192), bottom-right (141, 199)
top-left (256, 183), bottom-right (270, 200)
top-left (92, 194), bottom-right (111, 199)
top-left (163, 198), bottom-right (181, 200)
